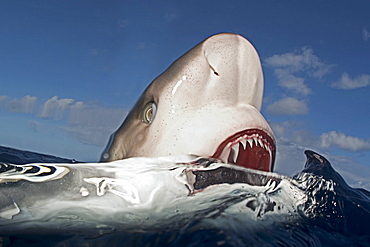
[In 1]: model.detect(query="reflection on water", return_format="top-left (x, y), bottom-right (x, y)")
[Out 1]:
top-left (0, 147), bottom-right (369, 246)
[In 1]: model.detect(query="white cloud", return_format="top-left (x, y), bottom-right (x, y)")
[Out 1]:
top-left (0, 95), bottom-right (8, 102)
top-left (265, 47), bottom-right (333, 96)
top-left (270, 122), bottom-right (370, 190)
top-left (269, 121), bottom-right (304, 141)
top-left (270, 121), bottom-right (313, 174)
top-left (290, 129), bottom-right (316, 147)
top-left (265, 49), bottom-right (305, 71)
top-left (36, 96), bottom-right (127, 146)
top-left (331, 72), bottom-right (370, 89)
top-left (319, 131), bottom-right (370, 152)
top-left (274, 69), bottom-right (311, 95)
top-left (1, 94), bottom-right (127, 147)
top-left (327, 154), bottom-right (370, 189)
top-left (265, 46), bottom-right (370, 189)
top-left (6, 95), bottom-right (37, 114)
top-left (274, 135), bottom-right (370, 190)
top-left (363, 27), bottom-right (370, 41)
top-left (273, 140), bottom-right (308, 175)
top-left (267, 97), bottom-right (308, 115)
top-left (0, 95), bottom-right (9, 107)
top-left (265, 47), bottom-right (332, 77)
top-left (38, 96), bottom-right (74, 120)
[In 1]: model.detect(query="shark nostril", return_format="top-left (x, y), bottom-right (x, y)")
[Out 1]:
top-left (209, 65), bottom-right (220, 76)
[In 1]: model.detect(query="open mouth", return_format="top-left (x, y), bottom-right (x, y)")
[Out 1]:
top-left (211, 129), bottom-right (276, 172)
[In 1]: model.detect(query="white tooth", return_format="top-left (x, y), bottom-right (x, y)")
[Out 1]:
top-left (220, 148), bottom-right (229, 163)
top-left (253, 138), bottom-right (259, 146)
top-left (232, 145), bottom-right (239, 163)
top-left (258, 139), bottom-right (264, 147)
top-left (240, 139), bottom-right (247, 149)
top-left (247, 139), bottom-right (253, 147)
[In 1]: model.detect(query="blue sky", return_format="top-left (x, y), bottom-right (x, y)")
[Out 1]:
top-left (0, 1), bottom-right (369, 186)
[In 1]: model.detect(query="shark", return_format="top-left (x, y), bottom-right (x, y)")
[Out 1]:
top-left (0, 33), bottom-right (277, 230)
top-left (101, 33), bottom-right (276, 171)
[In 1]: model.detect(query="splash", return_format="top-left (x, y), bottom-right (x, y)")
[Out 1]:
top-left (0, 149), bottom-right (369, 246)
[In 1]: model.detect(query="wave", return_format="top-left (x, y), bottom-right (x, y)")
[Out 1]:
top-left (0, 146), bottom-right (369, 246)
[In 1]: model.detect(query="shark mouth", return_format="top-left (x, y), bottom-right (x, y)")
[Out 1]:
top-left (211, 129), bottom-right (276, 172)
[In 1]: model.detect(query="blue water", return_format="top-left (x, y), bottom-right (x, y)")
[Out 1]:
top-left (0, 146), bottom-right (369, 246)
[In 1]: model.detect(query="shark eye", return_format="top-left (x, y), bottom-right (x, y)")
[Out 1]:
top-left (142, 102), bottom-right (157, 124)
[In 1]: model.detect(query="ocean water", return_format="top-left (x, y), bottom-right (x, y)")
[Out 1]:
top-left (0, 146), bottom-right (369, 246)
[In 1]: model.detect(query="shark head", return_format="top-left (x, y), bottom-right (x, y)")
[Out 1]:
top-left (101, 33), bottom-right (276, 171)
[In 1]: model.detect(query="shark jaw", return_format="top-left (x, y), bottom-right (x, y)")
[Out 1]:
top-left (211, 129), bottom-right (276, 172)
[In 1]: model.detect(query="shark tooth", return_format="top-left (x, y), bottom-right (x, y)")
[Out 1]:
top-left (247, 139), bottom-right (254, 148)
top-left (258, 139), bottom-right (264, 148)
top-left (253, 138), bottom-right (259, 146)
top-left (240, 139), bottom-right (247, 149)
top-left (231, 145), bottom-right (239, 163)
